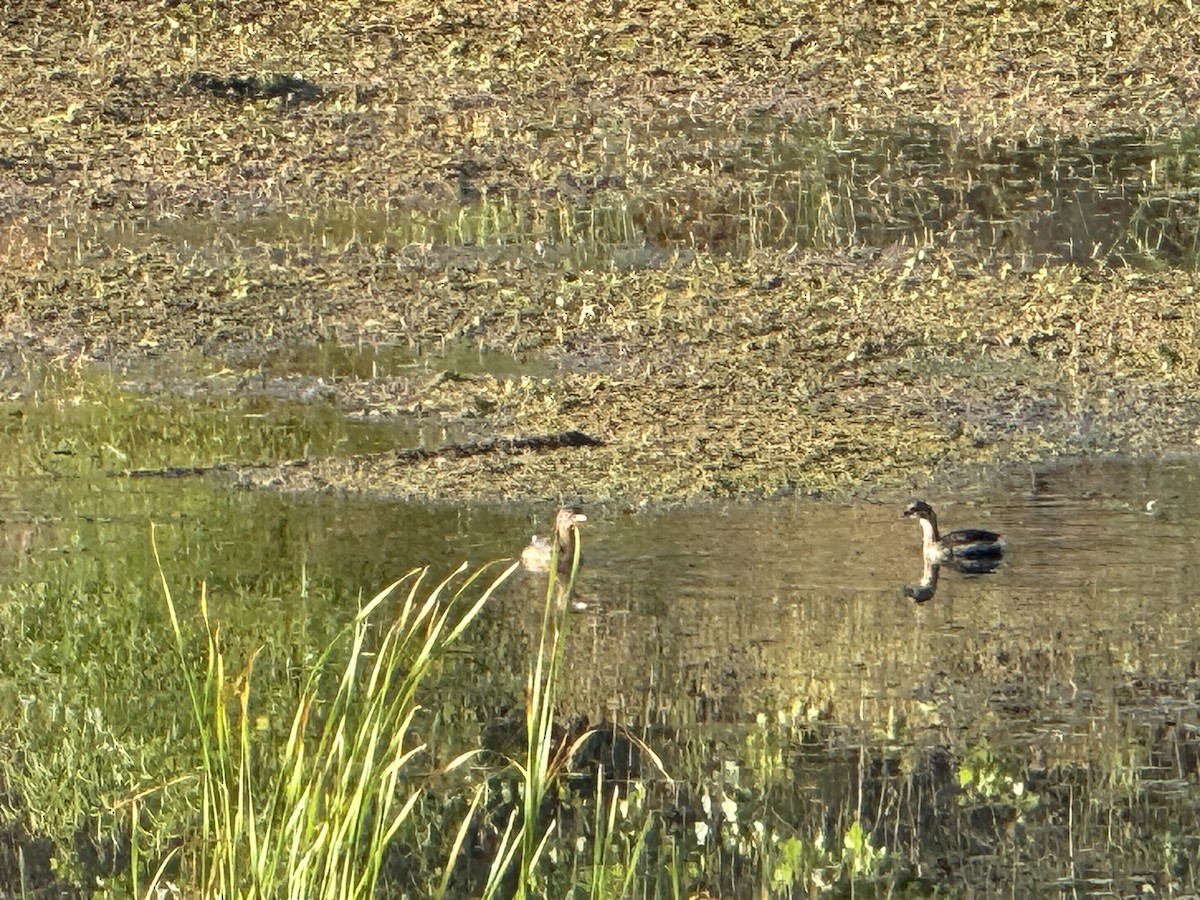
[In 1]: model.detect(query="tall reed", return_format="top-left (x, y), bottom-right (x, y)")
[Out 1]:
top-left (152, 525), bottom-right (517, 900)
top-left (474, 517), bottom-right (588, 899)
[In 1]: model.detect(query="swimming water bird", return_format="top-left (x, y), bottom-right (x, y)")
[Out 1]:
top-left (901, 499), bottom-right (1005, 563)
top-left (521, 507), bottom-right (587, 578)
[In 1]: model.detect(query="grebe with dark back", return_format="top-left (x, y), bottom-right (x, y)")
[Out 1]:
top-left (901, 499), bottom-right (1005, 563)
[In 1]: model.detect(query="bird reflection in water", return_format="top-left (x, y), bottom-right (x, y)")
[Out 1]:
top-left (902, 553), bottom-right (1003, 603)
top-left (903, 558), bottom-right (940, 603)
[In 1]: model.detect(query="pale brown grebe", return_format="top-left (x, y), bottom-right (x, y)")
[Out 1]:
top-left (901, 499), bottom-right (1005, 563)
top-left (520, 507), bottom-right (587, 579)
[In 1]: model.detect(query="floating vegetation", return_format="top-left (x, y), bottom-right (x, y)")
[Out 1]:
top-left (2, 2), bottom-right (1200, 504)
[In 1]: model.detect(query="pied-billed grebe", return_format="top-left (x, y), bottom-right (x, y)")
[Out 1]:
top-left (902, 499), bottom-right (1005, 562)
top-left (520, 507), bottom-right (587, 577)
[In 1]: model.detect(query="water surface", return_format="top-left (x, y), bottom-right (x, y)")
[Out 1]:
top-left (3, 386), bottom-right (1200, 895)
top-left (430, 458), bottom-right (1200, 894)
top-left (81, 125), bottom-right (1200, 271)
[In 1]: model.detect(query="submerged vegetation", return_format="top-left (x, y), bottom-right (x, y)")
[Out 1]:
top-left (6, 513), bottom-right (1200, 897)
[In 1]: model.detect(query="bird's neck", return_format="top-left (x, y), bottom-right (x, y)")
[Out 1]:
top-left (918, 516), bottom-right (940, 547)
top-left (556, 528), bottom-right (576, 558)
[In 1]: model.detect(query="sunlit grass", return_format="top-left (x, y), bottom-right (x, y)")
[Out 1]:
top-left (144, 517), bottom-right (634, 899)
top-left (0, 362), bottom-right (360, 481)
top-left (468, 517), bottom-right (590, 898)
top-left (153, 525), bottom-right (517, 899)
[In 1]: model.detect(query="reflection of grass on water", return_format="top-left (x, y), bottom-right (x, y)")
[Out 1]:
top-left (144, 526), bottom-right (885, 898)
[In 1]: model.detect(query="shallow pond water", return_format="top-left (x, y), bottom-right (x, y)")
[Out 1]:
top-left (4, 415), bottom-right (1200, 894)
top-left (84, 124), bottom-right (1200, 272)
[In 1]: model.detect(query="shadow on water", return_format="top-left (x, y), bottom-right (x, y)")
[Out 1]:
top-left (83, 124), bottom-right (1200, 271)
top-left (5, 413), bottom-right (1200, 892)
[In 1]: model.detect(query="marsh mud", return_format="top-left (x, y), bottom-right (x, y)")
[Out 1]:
top-left (2, 2), bottom-right (1200, 504)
